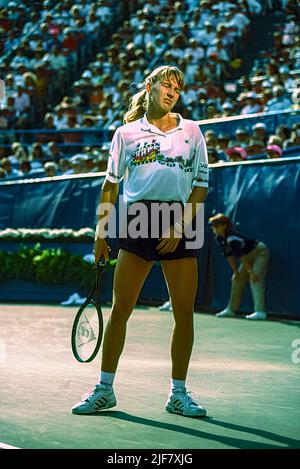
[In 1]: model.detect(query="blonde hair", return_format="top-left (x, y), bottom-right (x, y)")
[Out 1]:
top-left (208, 213), bottom-right (234, 233)
top-left (124, 65), bottom-right (185, 124)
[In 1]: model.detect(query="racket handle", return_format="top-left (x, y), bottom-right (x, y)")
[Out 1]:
top-left (96, 256), bottom-right (106, 268)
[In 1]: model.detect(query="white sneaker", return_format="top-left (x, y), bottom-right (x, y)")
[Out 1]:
top-left (83, 253), bottom-right (95, 264)
top-left (72, 384), bottom-right (117, 414)
top-left (215, 308), bottom-right (234, 318)
top-left (166, 387), bottom-right (206, 418)
top-left (245, 311), bottom-right (267, 320)
top-left (60, 292), bottom-right (86, 306)
top-left (159, 300), bottom-right (172, 311)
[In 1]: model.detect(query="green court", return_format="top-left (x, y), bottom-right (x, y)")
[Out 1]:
top-left (0, 304), bottom-right (299, 449)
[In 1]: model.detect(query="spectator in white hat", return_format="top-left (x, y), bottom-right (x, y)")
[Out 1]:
top-left (251, 122), bottom-right (268, 145)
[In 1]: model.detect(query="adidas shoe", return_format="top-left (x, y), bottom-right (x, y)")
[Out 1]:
top-left (159, 300), bottom-right (173, 311)
top-left (215, 308), bottom-right (234, 318)
top-left (245, 311), bottom-right (267, 320)
top-left (166, 387), bottom-right (206, 418)
top-left (72, 384), bottom-right (117, 414)
top-left (61, 292), bottom-right (86, 306)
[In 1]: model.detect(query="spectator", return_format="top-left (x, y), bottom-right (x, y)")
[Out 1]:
top-left (95, 154), bottom-right (108, 172)
top-left (46, 141), bottom-right (65, 162)
top-left (58, 158), bottom-right (72, 175)
top-left (283, 129), bottom-right (300, 149)
top-left (275, 124), bottom-right (291, 142)
top-left (291, 89), bottom-right (300, 111)
top-left (1, 158), bottom-right (19, 178)
top-left (216, 133), bottom-right (230, 152)
top-left (53, 105), bottom-right (68, 129)
top-left (0, 167), bottom-right (7, 178)
top-left (83, 154), bottom-right (97, 173)
top-left (231, 127), bottom-right (250, 148)
top-left (226, 146), bottom-right (248, 162)
top-left (222, 101), bottom-right (236, 116)
top-left (36, 113), bottom-right (61, 144)
top-left (28, 142), bottom-right (45, 168)
top-left (267, 134), bottom-right (283, 147)
top-left (69, 154), bottom-right (85, 174)
top-left (251, 122), bottom-right (268, 145)
top-left (207, 147), bottom-right (220, 164)
top-left (265, 144), bottom-right (283, 158)
top-left (34, 65), bottom-right (49, 116)
top-left (44, 161), bottom-right (59, 177)
top-left (209, 213), bottom-right (269, 320)
top-left (61, 115), bottom-right (82, 152)
top-left (247, 139), bottom-right (265, 157)
top-left (240, 91), bottom-right (261, 115)
top-left (14, 82), bottom-right (30, 116)
top-left (204, 130), bottom-right (218, 149)
top-left (205, 101), bottom-right (221, 119)
top-left (8, 142), bottom-right (27, 162)
top-left (264, 85), bottom-right (292, 112)
top-left (19, 159), bottom-right (33, 177)
top-left (81, 115), bottom-right (99, 146)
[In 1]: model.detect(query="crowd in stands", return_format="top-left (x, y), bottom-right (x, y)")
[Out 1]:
top-left (0, 0), bottom-right (299, 181)
top-left (205, 120), bottom-right (300, 164)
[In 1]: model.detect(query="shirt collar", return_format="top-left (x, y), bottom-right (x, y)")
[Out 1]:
top-left (140, 113), bottom-right (183, 135)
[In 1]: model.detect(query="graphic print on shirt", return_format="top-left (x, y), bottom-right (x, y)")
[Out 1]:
top-left (130, 139), bottom-right (193, 172)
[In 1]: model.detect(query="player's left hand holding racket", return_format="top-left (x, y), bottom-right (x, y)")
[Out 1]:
top-left (71, 257), bottom-right (106, 363)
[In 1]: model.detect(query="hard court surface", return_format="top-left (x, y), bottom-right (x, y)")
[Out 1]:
top-left (0, 304), bottom-right (299, 450)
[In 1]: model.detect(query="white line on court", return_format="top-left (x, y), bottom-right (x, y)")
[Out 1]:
top-left (0, 442), bottom-right (21, 449)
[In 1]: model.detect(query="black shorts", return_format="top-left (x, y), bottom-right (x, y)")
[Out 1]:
top-left (118, 200), bottom-right (198, 261)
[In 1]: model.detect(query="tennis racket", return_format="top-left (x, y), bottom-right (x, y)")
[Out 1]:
top-left (71, 259), bottom-right (105, 362)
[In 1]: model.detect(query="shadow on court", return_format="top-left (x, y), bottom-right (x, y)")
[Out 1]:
top-left (0, 304), bottom-right (299, 449)
top-left (83, 411), bottom-right (300, 449)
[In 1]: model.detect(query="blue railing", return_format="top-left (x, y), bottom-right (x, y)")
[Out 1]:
top-left (1, 109), bottom-right (299, 153)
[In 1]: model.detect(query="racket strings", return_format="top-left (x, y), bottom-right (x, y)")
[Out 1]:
top-left (71, 264), bottom-right (105, 362)
top-left (74, 304), bottom-right (100, 361)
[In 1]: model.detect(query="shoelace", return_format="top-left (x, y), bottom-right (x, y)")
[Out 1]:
top-left (182, 391), bottom-right (200, 408)
top-left (81, 384), bottom-right (111, 402)
top-left (81, 384), bottom-right (101, 401)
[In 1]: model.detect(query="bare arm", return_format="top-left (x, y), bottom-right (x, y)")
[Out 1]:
top-left (156, 186), bottom-right (208, 254)
top-left (173, 186), bottom-right (208, 234)
top-left (240, 255), bottom-right (252, 274)
top-left (226, 255), bottom-right (238, 273)
top-left (94, 179), bottom-right (119, 261)
top-left (240, 254), bottom-right (259, 282)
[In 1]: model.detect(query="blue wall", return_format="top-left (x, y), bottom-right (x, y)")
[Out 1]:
top-left (0, 158), bottom-right (300, 317)
top-left (204, 158), bottom-right (300, 317)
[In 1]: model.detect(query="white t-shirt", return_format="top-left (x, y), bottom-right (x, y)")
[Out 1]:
top-left (106, 114), bottom-right (209, 204)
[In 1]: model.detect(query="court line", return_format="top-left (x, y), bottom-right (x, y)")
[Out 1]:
top-left (0, 442), bottom-right (21, 449)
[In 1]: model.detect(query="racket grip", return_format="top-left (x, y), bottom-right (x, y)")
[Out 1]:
top-left (96, 256), bottom-right (106, 268)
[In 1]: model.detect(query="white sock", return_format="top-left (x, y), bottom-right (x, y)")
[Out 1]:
top-left (99, 371), bottom-right (115, 388)
top-left (171, 378), bottom-right (186, 392)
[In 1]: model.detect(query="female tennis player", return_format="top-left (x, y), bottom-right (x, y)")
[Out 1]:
top-left (209, 213), bottom-right (270, 320)
top-left (72, 65), bottom-right (209, 417)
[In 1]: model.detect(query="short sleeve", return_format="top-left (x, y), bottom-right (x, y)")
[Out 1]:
top-left (192, 128), bottom-right (209, 188)
top-left (216, 235), bottom-right (233, 257)
top-left (106, 128), bottom-right (126, 183)
top-left (226, 235), bottom-right (245, 258)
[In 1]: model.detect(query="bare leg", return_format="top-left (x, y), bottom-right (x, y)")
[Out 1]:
top-left (250, 246), bottom-right (270, 312)
top-left (161, 257), bottom-right (198, 380)
top-left (228, 265), bottom-right (249, 312)
top-left (101, 249), bottom-right (153, 372)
